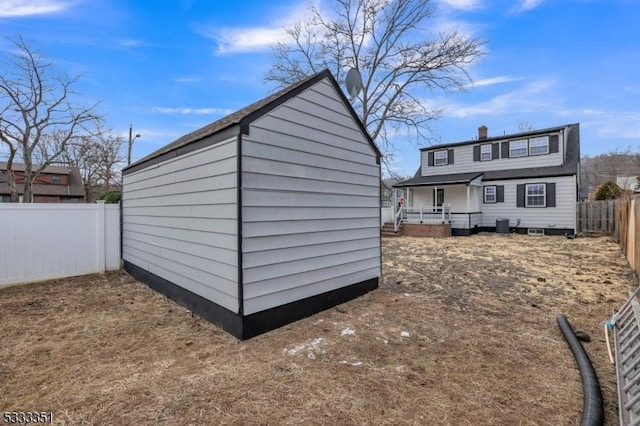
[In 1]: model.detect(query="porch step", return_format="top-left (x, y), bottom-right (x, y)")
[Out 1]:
top-left (381, 222), bottom-right (401, 237)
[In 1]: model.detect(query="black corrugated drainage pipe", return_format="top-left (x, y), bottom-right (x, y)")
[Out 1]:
top-left (556, 314), bottom-right (604, 426)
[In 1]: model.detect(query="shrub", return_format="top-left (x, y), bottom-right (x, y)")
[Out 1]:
top-left (594, 181), bottom-right (622, 200)
top-left (98, 190), bottom-right (121, 203)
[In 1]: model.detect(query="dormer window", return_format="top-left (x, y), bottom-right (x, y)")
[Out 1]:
top-left (480, 144), bottom-right (492, 161)
top-left (52, 175), bottom-right (61, 184)
top-left (509, 140), bottom-right (527, 158)
top-left (529, 136), bottom-right (549, 155)
top-left (434, 150), bottom-right (448, 166)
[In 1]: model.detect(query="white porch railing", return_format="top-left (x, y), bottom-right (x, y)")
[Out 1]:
top-left (394, 204), bottom-right (404, 232)
top-left (394, 204), bottom-right (452, 232)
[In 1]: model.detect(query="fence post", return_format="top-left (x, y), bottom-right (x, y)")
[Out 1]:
top-left (96, 200), bottom-right (106, 274)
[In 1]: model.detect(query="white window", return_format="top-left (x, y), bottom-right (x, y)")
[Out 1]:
top-left (509, 140), bottom-right (527, 157)
top-left (480, 144), bottom-right (492, 161)
top-left (526, 183), bottom-right (546, 207)
top-left (484, 186), bottom-right (496, 203)
top-left (434, 150), bottom-right (448, 166)
top-left (529, 136), bottom-right (549, 155)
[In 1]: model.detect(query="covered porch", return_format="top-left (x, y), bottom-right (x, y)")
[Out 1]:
top-left (392, 172), bottom-right (484, 236)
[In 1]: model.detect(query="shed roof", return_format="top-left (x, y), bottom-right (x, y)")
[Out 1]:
top-left (125, 69), bottom-right (381, 175)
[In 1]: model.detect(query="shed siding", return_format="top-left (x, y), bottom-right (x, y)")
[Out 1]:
top-left (480, 175), bottom-right (576, 230)
top-left (123, 137), bottom-right (239, 312)
top-left (241, 77), bottom-right (380, 315)
top-left (421, 131), bottom-right (565, 176)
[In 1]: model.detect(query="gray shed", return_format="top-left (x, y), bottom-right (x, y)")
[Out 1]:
top-left (122, 70), bottom-right (382, 339)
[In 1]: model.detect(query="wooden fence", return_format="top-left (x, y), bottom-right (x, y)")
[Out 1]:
top-left (576, 197), bottom-right (639, 279)
top-left (616, 197), bottom-right (640, 279)
top-left (576, 199), bottom-right (617, 235)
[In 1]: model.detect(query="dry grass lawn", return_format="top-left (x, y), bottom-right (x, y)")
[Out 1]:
top-left (0, 234), bottom-right (637, 425)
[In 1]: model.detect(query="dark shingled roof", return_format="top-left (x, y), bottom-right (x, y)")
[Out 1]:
top-left (419, 123), bottom-right (579, 151)
top-left (395, 123), bottom-right (580, 187)
top-left (125, 69), bottom-right (381, 174)
top-left (393, 172), bottom-right (483, 187)
top-left (0, 164), bottom-right (85, 198)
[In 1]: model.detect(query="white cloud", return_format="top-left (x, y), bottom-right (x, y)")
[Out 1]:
top-left (172, 76), bottom-right (201, 84)
top-left (514, 0), bottom-right (545, 12)
top-left (470, 75), bottom-right (520, 87)
top-left (151, 107), bottom-right (233, 115)
top-left (438, 0), bottom-right (482, 11)
top-left (199, 2), bottom-right (313, 54)
top-left (215, 27), bottom-right (288, 54)
top-left (444, 78), bottom-right (556, 118)
top-left (563, 109), bottom-right (640, 140)
top-left (0, 0), bottom-right (75, 17)
top-left (117, 39), bottom-right (146, 48)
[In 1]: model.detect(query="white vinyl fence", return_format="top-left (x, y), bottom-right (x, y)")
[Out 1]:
top-left (0, 201), bottom-right (120, 287)
top-left (381, 207), bottom-right (393, 227)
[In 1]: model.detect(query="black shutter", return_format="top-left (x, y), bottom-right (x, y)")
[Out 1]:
top-left (496, 185), bottom-right (504, 202)
top-left (428, 152), bottom-right (434, 166)
top-left (516, 184), bottom-right (525, 207)
top-left (448, 149), bottom-right (454, 165)
top-left (492, 143), bottom-right (500, 159)
top-left (473, 146), bottom-right (480, 161)
top-left (501, 142), bottom-right (510, 158)
top-left (546, 182), bottom-right (556, 207)
top-left (549, 135), bottom-right (559, 153)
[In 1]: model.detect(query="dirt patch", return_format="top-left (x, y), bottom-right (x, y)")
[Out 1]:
top-left (0, 234), bottom-right (636, 425)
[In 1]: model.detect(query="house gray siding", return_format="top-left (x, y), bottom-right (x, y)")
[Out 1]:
top-left (480, 175), bottom-right (576, 230)
top-left (421, 129), bottom-right (566, 177)
top-left (122, 136), bottom-right (239, 312)
top-left (241, 77), bottom-right (380, 315)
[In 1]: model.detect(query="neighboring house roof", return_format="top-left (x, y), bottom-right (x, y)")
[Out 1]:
top-left (125, 69), bottom-right (381, 174)
top-left (397, 123), bottom-right (580, 187)
top-left (0, 164), bottom-right (85, 198)
top-left (0, 162), bottom-right (72, 174)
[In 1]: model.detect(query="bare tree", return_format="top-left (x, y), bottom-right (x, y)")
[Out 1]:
top-left (36, 128), bottom-right (125, 201)
top-left (580, 148), bottom-right (640, 197)
top-left (265, 0), bottom-right (484, 164)
top-left (94, 132), bottom-right (125, 192)
top-left (517, 121), bottom-right (533, 132)
top-left (0, 35), bottom-right (101, 202)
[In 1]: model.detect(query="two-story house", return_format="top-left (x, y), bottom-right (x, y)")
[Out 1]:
top-left (392, 123), bottom-right (580, 236)
top-left (0, 163), bottom-right (85, 203)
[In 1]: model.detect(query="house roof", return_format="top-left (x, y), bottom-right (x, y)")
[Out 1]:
top-left (394, 165), bottom-right (579, 188)
top-left (393, 172), bottom-right (484, 187)
top-left (396, 123), bottom-right (580, 187)
top-left (0, 164), bottom-right (85, 198)
top-left (125, 69), bottom-right (381, 175)
top-left (419, 123), bottom-right (579, 151)
top-left (0, 162), bottom-right (72, 174)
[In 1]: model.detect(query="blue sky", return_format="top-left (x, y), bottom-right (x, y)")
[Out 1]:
top-left (1, 0), bottom-right (639, 176)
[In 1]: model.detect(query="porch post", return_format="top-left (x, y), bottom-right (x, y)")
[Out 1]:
top-left (466, 185), bottom-right (470, 213)
top-left (393, 186), bottom-right (397, 220)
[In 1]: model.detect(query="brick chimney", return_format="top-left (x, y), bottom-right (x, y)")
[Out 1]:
top-left (478, 125), bottom-right (488, 139)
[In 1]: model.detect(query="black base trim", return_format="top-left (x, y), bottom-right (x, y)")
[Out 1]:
top-left (460, 227), bottom-right (575, 236)
top-left (124, 260), bottom-right (379, 340)
top-left (124, 261), bottom-right (243, 337)
top-left (451, 228), bottom-right (472, 236)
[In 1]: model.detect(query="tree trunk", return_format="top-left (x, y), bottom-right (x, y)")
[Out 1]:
top-left (5, 150), bottom-right (20, 202)
top-left (23, 161), bottom-right (33, 203)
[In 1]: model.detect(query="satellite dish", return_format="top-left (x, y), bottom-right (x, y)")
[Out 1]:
top-left (345, 68), bottom-right (362, 100)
